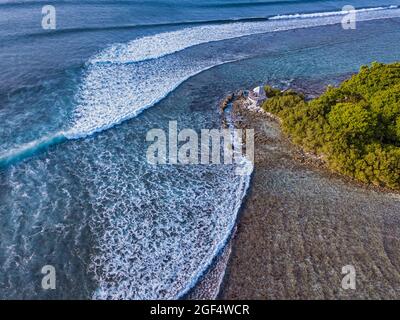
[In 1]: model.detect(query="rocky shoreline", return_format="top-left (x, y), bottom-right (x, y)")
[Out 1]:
top-left (217, 89), bottom-right (400, 299)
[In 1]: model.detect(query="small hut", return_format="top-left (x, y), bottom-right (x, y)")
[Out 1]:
top-left (248, 86), bottom-right (267, 106)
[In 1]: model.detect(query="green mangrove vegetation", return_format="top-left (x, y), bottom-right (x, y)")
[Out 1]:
top-left (261, 62), bottom-right (400, 190)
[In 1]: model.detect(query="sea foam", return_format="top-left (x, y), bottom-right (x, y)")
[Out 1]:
top-left (66, 5), bottom-right (400, 139)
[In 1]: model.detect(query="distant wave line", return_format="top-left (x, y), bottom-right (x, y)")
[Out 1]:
top-left (6, 5), bottom-right (399, 42)
top-left (89, 5), bottom-right (400, 65)
top-left (270, 4), bottom-right (399, 20)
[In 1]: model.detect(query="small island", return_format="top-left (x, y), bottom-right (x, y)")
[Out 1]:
top-left (256, 62), bottom-right (399, 191)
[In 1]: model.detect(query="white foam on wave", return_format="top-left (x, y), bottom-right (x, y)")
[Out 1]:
top-left (91, 6), bottom-right (400, 64)
top-left (270, 5), bottom-right (398, 20)
top-left (64, 6), bottom-right (400, 140)
top-left (64, 58), bottom-right (234, 139)
top-left (84, 150), bottom-right (252, 299)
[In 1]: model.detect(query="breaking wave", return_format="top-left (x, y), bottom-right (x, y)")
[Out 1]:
top-left (66, 5), bottom-right (400, 140)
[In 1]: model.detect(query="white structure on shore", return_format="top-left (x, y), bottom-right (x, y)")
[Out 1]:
top-left (248, 86), bottom-right (267, 107)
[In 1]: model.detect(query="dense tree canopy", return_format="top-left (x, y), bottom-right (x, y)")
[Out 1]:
top-left (261, 62), bottom-right (400, 190)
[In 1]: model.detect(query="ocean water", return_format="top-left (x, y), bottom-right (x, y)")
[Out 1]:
top-left (1, 0), bottom-right (400, 299)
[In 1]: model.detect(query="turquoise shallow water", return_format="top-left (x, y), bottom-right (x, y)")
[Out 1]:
top-left (1, 1), bottom-right (400, 299)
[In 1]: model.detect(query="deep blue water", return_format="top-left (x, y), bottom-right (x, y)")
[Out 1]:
top-left (1, 0), bottom-right (400, 299)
